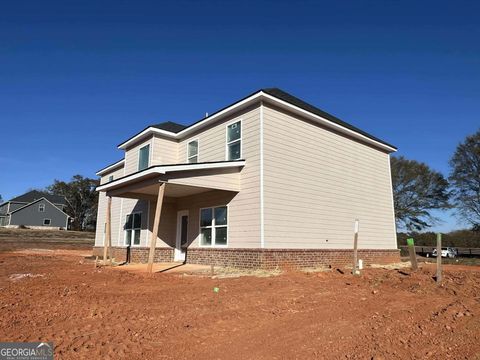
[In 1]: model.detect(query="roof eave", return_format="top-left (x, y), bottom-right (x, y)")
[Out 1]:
top-left (116, 90), bottom-right (396, 153)
top-left (117, 91), bottom-right (264, 150)
top-left (96, 159), bottom-right (125, 176)
top-left (260, 92), bottom-right (397, 153)
top-left (96, 160), bottom-right (246, 192)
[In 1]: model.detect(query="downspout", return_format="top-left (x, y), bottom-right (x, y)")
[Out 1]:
top-left (260, 101), bottom-right (265, 248)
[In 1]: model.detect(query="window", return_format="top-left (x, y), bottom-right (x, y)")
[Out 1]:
top-left (108, 175), bottom-right (114, 182)
top-left (43, 219), bottom-right (51, 226)
top-left (226, 121), bottom-right (241, 160)
top-left (187, 140), bottom-right (198, 163)
top-left (38, 204), bottom-right (45, 212)
top-left (200, 206), bottom-right (228, 246)
top-left (138, 145), bottom-right (150, 171)
top-left (125, 212), bottom-right (141, 246)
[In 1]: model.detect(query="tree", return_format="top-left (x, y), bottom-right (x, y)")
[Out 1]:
top-left (449, 129), bottom-right (480, 230)
top-left (47, 175), bottom-right (99, 231)
top-left (391, 156), bottom-right (450, 231)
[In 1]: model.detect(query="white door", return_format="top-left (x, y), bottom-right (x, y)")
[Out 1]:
top-left (175, 210), bottom-right (189, 262)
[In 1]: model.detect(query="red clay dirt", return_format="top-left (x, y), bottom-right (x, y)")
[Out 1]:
top-left (0, 250), bottom-right (479, 360)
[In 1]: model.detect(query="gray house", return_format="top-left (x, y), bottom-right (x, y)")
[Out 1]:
top-left (0, 190), bottom-right (70, 229)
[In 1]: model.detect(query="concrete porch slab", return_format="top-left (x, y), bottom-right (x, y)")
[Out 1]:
top-left (113, 262), bottom-right (212, 274)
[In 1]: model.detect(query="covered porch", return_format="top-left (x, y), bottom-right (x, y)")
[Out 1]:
top-left (96, 161), bottom-right (244, 272)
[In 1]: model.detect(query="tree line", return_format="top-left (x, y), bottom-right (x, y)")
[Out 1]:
top-left (397, 230), bottom-right (480, 248)
top-left (392, 128), bottom-right (480, 236)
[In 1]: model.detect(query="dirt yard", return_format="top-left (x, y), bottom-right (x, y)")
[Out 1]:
top-left (0, 228), bottom-right (94, 251)
top-left (0, 248), bottom-right (479, 359)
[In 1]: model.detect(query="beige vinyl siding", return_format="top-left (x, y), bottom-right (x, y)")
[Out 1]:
top-left (263, 103), bottom-right (396, 250)
top-left (124, 138), bottom-right (154, 175)
top-left (117, 198), bottom-right (149, 246)
top-left (101, 136), bottom-right (177, 248)
top-left (176, 104), bottom-right (262, 248)
top-left (99, 167), bottom-right (125, 185)
top-left (147, 200), bottom-right (178, 248)
top-left (95, 166), bottom-right (125, 247)
top-left (178, 106), bottom-right (255, 163)
top-left (168, 168), bottom-right (241, 192)
top-left (94, 192), bottom-right (108, 247)
top-left (152, 135), bottom-right (178, 165)
top-left (176, 190), bottom-right (238, 248)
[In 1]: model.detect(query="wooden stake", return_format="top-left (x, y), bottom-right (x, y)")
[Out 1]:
top-left (436, 233), bottom-right (442, 284)
top-left (352, 219), bottom-right (359, 275)
top-left (103, 196), bottom-right (112, 265)
top-left (147, 183), bottom-right (165, 273)
top-left (407, 238), bottom-right (418, 271)
top-left (95, 256), bottom-right (98, 268)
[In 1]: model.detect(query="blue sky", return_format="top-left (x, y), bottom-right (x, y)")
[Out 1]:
top-left (1, 0), bottom-right (479, 231)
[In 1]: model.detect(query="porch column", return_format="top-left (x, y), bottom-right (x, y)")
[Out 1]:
top-left (147, 183), bottom-right (165, 273)
top-left (103, 196), bottom-right (112, 265)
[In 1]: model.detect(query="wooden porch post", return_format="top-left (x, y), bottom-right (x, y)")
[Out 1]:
top-left (147, 183), bottom-right (166, 273)
top-left (103, 196), bottom-right (112, 265)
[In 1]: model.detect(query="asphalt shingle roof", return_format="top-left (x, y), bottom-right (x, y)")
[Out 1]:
top-left (261, 88), bottom-right (396, 149)
top-left (9, 190), bottom-right (66, 205)
top-left (152, 121), bottom-right (187, 133)
top-left (119, 88), bottom-right (395, 150)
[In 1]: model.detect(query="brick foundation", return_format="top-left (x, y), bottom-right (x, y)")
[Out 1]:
top-left (186, 248), bottom-right (400, 269)
top-left (93, 246), bottom-right (399, 269)
top-left (92, 247), bottom-right (174, 263)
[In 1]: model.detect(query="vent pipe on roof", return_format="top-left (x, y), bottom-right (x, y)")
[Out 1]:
top-left (205, 112), bottom-right (208, 118)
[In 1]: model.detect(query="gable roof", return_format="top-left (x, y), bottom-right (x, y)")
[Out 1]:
top-left (117, 88), bottom-right (397, 152)
top-left (9, 190), bottom-right (66, 206)
top-left (261, 88), bottom-right (395, 149)
top-left (9, 196), bottom-right (70, 217)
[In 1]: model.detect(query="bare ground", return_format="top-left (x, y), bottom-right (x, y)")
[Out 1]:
top-left (0, 246), bottom-right (479, 360)
top-left (0, 228), bottom-right (94, 251)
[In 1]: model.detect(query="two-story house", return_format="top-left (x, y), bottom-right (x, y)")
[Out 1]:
top-left (0, 190), bottom-right (69, 229)
top-left (94, 88), bottom-right (399, 269)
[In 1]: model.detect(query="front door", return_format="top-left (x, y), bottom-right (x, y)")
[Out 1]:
top-left (175, 210), bottom-right (188, 262)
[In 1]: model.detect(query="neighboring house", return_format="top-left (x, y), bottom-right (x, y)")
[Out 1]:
top-left (94, 88), bottom-right (399, 269)
top-left (0, 190), bottom-right (69, 229)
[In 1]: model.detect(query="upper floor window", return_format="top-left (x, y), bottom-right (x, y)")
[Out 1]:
top-left (226, 121), bottom-right (241, 160)
top-left (187, 140), bottom-right (198, 163)
top-left (138, 144), bottom-right (150, 171)
top-left (38, 204), bottom-right (45, 212)
top-left (108, 175), bottom-right (114, 182)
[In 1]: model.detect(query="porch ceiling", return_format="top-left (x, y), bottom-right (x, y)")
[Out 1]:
top-left (112, 182), bottom-right (212, 200)
top-left (96, 160), bottom-right (244, 200)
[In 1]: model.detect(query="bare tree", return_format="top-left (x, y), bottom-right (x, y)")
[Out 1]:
top-left (450, 129), bottom-right (480, 230)
top-left (47, 175), bottom-right (99, 231)
top-left (391, 156), bottom-right (451, 231)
